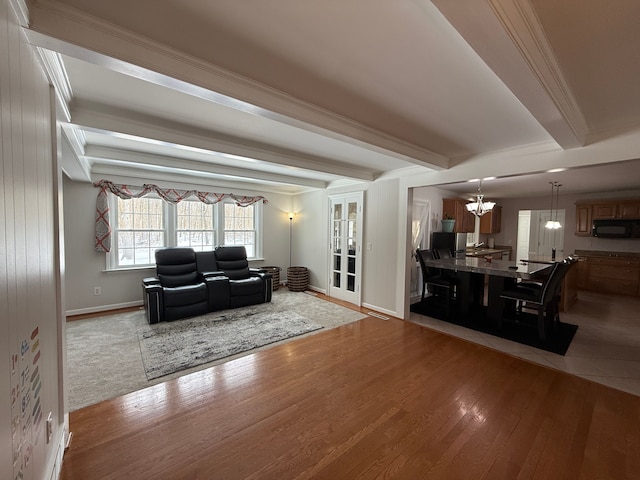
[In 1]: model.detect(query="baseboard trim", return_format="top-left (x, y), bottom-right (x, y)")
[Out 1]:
top-left (66, 300), bottom-right (143, 317)
top-left (361, 302), bottom-right (398, 319)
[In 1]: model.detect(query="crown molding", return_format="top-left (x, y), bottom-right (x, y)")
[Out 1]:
top-left (60, 125), bottom-right (91, 181)
top-left (9, 0), bottom-right (29, 26)
top-left (489, 0), bottom-right (588, 145)
top-left (69, 102), bottom-right (377, 182)
top-left (26, 0), bottom-right (448, 170)
top-left (30, 45), bottom-right (71, 121)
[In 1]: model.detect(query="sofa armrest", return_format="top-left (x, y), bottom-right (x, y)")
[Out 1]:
top-left (201, 270), bottom-right (226, 278)
top-left (142, 279), bottom-right (163, 324)
top-left (248, 271), bottom-right (272, 302)
top-left (205, 275), bottom-right (230, 311)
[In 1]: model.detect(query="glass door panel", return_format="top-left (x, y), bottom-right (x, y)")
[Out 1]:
top-left (329, 193), bottom-right (363, 305)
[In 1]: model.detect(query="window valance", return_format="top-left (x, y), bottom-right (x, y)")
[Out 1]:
top-left (94, 179), bottom-right (268, 253)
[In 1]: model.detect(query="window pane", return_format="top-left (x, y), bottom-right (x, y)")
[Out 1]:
top-left (113, 197), bottom-right (164, 267)
top-left (176, 200), bottom-right (215, 251)
top-left (223, 202), bottom-right (256, 256)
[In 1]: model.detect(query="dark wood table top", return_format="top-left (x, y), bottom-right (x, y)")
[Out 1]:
top-left (420, 256), bottom-right (552, 279)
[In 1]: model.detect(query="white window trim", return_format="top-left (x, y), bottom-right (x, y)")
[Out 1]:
top-left (105, 195), bottom-right (263, 271)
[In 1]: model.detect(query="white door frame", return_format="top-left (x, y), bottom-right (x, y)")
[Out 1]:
top-left (328, 192), bottom-right (363, 305)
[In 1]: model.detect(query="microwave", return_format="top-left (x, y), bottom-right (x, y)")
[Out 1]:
top-left (592, 219), bottom-right (640, 238)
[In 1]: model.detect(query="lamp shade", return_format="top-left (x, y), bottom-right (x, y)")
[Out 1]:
top-left (466, 195), bottom-right (495, 216)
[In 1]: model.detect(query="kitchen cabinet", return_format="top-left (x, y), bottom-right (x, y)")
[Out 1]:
top-left (575, 197), bottom-right (640, 236)
top-left (576, 257), bottom-right (588, 289)
top-left (575, 204), bottom-right (592, 236)
top-left (576, 253), bottom-right (640, 296)
top-left (442, 198), bottom-right (475, 233)
top-left (592, 202), bottom-right (617, 219)
top-left (586, 199), bottom-right (640, 220)
top-left (618, 201), bottom-right (640, 218)
top-left (479, 205), bottom-right (502, 234)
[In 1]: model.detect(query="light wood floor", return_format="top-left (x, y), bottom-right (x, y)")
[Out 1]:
top-left (61, 308), bottom-right (640, 479)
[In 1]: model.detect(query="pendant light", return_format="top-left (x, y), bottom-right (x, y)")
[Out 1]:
top-left (545, 182), bottom-right (562, 230)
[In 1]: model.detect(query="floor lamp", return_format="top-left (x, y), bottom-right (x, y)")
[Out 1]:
top-left (288, 212), bottom-right (294, 267)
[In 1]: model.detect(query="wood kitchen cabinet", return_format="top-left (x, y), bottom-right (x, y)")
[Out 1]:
top-left (575, 203), bottom-right (592, 236)
top-left (479, 205), bottom-right (501, 234)
top-left (618, 201), bottom-right (640, 218)
top-left (575, 197), bottom-right (640, 236)
top-left (592, 202), bottom-right (618, 219)
top-left (442, 198), bottom-right (475, 233)
top-left (588, 199), bottom-right (640, 220)
top-left (577, 253), bottom-right (640, 296)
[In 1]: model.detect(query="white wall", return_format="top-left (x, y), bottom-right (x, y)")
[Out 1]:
top-left (291, 189), bottom-right (328, 290)
top-left (287, 180), bottom-right (406, 316)
top-left (1, 0), bottom-right (66, 478)
top-left (63, 174), bottom-right (294, 313)
top-left (361, 179), bottom-right (400, 315)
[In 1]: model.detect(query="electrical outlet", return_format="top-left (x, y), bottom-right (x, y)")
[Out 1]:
top-left (93, 287), bottom-right (102, 296)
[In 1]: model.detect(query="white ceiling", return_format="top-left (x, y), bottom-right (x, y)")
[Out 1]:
top-left (24, 0), bottom-right (640, 197)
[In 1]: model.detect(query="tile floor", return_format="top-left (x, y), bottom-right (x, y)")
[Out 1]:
top-left (409, 290), bottom-right (640, 397)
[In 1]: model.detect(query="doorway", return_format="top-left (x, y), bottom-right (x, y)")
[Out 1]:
top-left (329, 193), bottom-right (363, 305)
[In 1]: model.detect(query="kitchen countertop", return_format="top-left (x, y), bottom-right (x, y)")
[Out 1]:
top-left (574, 249), bottom-right (640, 259)
top-left (465, 246), bottom-right (511, 257)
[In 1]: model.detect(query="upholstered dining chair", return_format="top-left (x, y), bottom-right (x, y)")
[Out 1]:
top-left (416, 249), bottom-right (456, 317)
top-left (498, 258), bottom-right (574, 341)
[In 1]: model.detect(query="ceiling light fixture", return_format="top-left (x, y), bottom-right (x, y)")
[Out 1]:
top-left (545, 182), bottom-right (562, 230)
top-left (466, 179), bottom-right (495, 217)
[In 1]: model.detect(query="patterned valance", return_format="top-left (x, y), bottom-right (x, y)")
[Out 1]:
top-left (94, 179), bottom-right (268, 253)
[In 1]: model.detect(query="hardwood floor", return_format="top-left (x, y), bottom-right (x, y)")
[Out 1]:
top-left (61, 313), bottom-right (640, 479)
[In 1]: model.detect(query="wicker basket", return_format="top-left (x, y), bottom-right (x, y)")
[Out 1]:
top-left (286, 266), bottom-right (309, 292)
top-left (262, 266), bottom-right (281, 291)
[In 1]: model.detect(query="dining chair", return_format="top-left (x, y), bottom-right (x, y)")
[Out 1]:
top-left (416, 249), bottom-right (456, 317)
top-left (498, 258), bottom-right (574, 341)
top-left (434, 247), bottom-right (453, 259)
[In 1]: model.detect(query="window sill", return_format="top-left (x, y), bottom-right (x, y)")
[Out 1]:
top-left (104, 259), bottom-right (264, 273)
top-left (103, 266), bottom-right (156, 273)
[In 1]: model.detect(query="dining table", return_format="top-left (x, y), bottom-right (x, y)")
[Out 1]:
top-left (419, 255), bottom-right (554, 324)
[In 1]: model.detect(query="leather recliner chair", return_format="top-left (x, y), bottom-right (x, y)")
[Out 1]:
top-left (142, 247), bottom-right (216, 324)
top-left (209, 246), bottom-right (272, 309)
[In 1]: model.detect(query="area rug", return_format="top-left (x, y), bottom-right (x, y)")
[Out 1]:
top-left (410, 301), bottom-right (577, 355)
top-left (138, 309), bottom-right (323, 380)
top-left (66, 290), bottom-right (367, 410)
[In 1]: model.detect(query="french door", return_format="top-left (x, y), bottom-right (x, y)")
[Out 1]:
top-left (329, 193), bottom-right (363, 305)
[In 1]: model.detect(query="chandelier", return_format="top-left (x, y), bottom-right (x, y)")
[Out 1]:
top-left (466, 180), bottom-right (495, 217)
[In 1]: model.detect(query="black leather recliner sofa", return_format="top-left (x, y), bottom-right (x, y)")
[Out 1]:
top-left (143, 246), bottom-right (272, 324)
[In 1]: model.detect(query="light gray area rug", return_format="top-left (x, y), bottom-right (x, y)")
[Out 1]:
top-left (138, 309), bottom-right (322, 380)
top-left (67, 290), bottom-right (367, 411)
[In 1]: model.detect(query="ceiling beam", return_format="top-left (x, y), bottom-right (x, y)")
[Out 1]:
top-left (84, 145), bottom-right (329, 189)
top-left (433, 0), bottom-right (588, 149)
top-left (69, 102), bottom-right (377, 182)
top-left (24, 4), bottom-right (449, 170)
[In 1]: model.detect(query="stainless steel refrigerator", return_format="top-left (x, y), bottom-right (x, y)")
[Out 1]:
top-left (432, 232), bottom-right (467, 258)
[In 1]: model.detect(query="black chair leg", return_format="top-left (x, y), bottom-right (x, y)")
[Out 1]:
top-left (537, 308), bottom-right (547, 342)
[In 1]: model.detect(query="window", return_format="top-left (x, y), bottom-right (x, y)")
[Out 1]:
top-left (176, 201), bottom-right (216, 251)
top-left (114, 196), bottom-right (165, 267)
top-left (223, 202), bottom-right (256, 257)
top-left (107, 196), bottom-right (261, 269)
